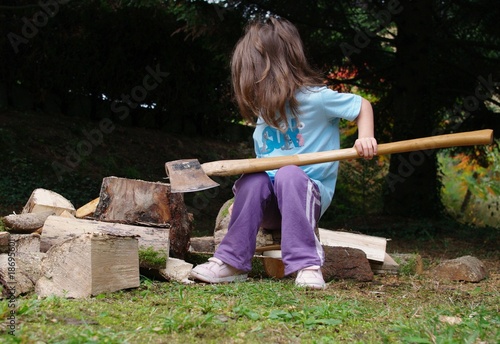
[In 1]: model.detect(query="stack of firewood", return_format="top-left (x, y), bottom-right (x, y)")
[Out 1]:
top-left (0, 177), bottom-right (195, 299)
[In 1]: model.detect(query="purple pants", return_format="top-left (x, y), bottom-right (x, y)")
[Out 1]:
top-left (214, 165), bottom-right (324, 276)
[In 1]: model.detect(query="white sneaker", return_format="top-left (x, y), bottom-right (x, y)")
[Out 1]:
top-left (190, 257), bottom-right (248, 283)
top-left (295, 266), bottom-right (326, 289)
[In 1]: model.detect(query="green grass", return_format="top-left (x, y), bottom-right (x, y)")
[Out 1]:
top-left (2, 273), bottom-right (498, 343)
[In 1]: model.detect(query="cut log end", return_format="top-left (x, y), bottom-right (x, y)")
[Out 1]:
top-left (35, 233), bottom-right (140, 298)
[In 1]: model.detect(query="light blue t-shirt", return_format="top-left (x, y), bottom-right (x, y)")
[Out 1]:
top-left (253, 86), bottom-right (362, 215)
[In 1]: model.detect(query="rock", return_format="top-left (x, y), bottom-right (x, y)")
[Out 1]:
top-left (322, 246), bottom-right (374, 282)
top-left (189, 236), bottom-right (215, 253)
top-left (213, 198), bottom-right (279, 249)
top-left (214, 199), bottom-right (234, 247)
top-left (433, 255), bottom-right (488, 282)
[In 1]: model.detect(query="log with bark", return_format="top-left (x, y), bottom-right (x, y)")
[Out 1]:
top-left (93, 176), bottom-right (193, 258)
top-left (2, 211), bottom-right (54, 234)
top-left (9, 234), bottom-right (41, 253)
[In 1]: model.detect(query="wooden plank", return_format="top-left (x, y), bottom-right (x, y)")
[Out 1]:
top-left (318, 228), bottom-right (387, 262)
top-left (159, 258), bottom-right (193, 283)
top-left (370, 253), bottom-right (400, 275)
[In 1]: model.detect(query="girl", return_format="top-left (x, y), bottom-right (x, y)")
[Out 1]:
top-left (190, 17), bottom-right (377, 289)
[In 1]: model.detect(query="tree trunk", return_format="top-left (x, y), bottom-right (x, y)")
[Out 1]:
top-left (384, 0), bottom-right (442, 218)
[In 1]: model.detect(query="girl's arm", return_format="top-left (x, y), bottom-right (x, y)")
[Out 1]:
top-left (354, 98), bottom-right (377, 159)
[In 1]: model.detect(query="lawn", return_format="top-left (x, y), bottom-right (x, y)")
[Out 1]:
top-left (2, 236), bottom-right (499, 344)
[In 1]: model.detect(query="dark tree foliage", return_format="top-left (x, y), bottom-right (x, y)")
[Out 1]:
top-left (0, 0), bottom-right (242, 137)
top-left (1, 0), bottom-right (498, 220)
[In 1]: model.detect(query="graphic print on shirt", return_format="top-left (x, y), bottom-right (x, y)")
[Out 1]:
top-left (257, 119), bottom-right (305, 154)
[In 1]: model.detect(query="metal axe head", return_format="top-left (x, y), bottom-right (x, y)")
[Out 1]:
top-left (165, 159), bottom-right (219, 193)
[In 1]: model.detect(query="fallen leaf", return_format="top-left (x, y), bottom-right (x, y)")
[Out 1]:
top-left (439, 315), bottom-right (462, 325)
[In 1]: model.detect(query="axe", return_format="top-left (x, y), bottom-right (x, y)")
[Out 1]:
top-left (165, 129), bottom-right (494, 193)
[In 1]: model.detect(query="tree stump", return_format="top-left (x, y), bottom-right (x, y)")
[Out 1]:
top-left (93, 176), bottom-right (193, 258)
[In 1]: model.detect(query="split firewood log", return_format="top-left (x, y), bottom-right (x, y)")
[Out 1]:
top-left (0, 252), bottom-right (46, 297)
top-left (76, 198), bottom-right (100, 218)
top-left (35, 233), bottom-right (140, 298)
top-left (22, 188), bottom-right (75, 215)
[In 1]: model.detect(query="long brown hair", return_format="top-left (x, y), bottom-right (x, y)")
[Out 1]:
top-left (231, 17), bottom-right (324, 130)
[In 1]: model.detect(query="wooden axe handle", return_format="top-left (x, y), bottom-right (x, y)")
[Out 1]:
top-left (202, 129), bottom-right (493, 177)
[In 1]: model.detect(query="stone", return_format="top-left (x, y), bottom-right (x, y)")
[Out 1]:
top-left (213, 198), bottom-right (274, 249)
top-left (214, 198), bottom-right (233, 247)
top-left (433, 255), bottom-right (488, 282)
top-left (189, 236), bottom-right (215, 253)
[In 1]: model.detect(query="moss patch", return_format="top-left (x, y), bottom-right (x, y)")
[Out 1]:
top-left (138, 247), bottom-right (168, 270)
